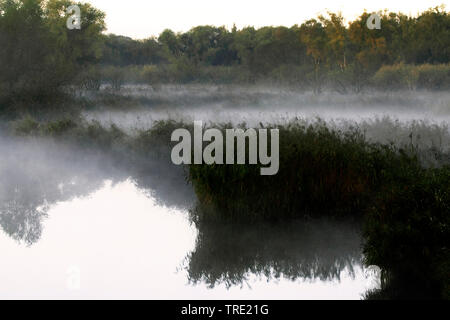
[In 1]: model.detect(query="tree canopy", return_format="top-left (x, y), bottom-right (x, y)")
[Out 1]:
top-left (0, 0), bottom-right (105, 101)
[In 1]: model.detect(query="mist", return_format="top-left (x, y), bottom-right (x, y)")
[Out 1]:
top-left (1, 1), bottom-right (449, 300)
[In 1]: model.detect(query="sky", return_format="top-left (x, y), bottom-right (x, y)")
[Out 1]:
top-left (86, 0), bottom-right (449, 39)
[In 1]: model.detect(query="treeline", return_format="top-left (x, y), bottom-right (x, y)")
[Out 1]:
top-left (97, 6), bottom-right (450, 91)
top-left (1, 1), bottom-right (449, 115)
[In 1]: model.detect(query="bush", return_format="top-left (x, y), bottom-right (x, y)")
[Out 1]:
top-left (373, 63), bottom-right (450, 91)
top-left (188, 121), bottom-right (420, 222)
top-left (416, 64), bottom-right (450, 90)
top-left (372, 64), bottom-right (418, 90)
top-left (268, 64), bottom-right (312, 88)
top-left (186, 120), bottom-right (450, 299)
top-left (364, 166), bottom-right (450, 299)
top-left (102, 66), bottom-right (125, 91)
top-left (75, 67), bottom-right (102, 91)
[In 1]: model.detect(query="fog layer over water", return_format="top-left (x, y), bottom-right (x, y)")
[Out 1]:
top-left (0, 178), bottom-right (378, 299)
top-left (84, 86), bottom-right (450, 163)
top-left (6, 85), bottom-right (449, 298)
top-left (84, 85), bottom-right (450, 128)
top-left (0, 134), bottom-right (378, 299)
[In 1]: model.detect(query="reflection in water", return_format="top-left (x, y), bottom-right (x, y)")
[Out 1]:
top-left (0, 135), bottom-right (194, 245)
top-left (0, 137), bottom-right (108, 245)
top-left (0, 180), bottom-right (379, 299)
top-left (0, 180), bottom-right (198, 299)
top-left (0, 135), bottom-right (379, 299)
top-left (187, 216), bottom-right (363, 288)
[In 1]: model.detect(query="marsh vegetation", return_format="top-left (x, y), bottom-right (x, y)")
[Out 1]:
top-left (5, 99), bottom-right (449, 299)
top-left (0, 1), bottom-right (449, 299)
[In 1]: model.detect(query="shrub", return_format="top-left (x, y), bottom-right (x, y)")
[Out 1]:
top-left (75, 67), bottom-right (102, 91)
top-left (373, 63), bottom-right (450, 91)
top-left (102, 66), bottom-right (125, 91)
top-left (364, 166), bottom-right (450, 299)
top-left (416, 64), bottom-right (450, 90)
top-left (188, 121), bottom-right (421, 222)
top-left (372, 64), bottom-right (418, 90)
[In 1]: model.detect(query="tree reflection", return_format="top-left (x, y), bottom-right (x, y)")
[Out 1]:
top-left (0, 135), bottom-right (194, 245)
top-left (0, 134), bottom-right (362, 291)
top-left (0, 163), bottom-right (109, 246)
top-left (0, 185), bottom-right (47, 245)
top-left (186, 208), bottom-right (363, 288)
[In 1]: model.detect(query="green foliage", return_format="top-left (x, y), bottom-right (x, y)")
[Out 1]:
top-left (364, 166), bottom-right (450, 299)
top-left (186, 120), bottom-right (450, 299)
top-left (102, 34), bottom-right (168, 66)
top-left (188, 121), bottom-right (421, 222)
top-left (13, 116), bottom-right (41, 135)
top-left (416, 64), bottom-right (450, 90)
top-left (75, 66), bottom-right (102, 91)
top-left (373, 63), bottom-right (450, 90)
top-left (101, 65), bottom-right (125, 91)
top-left (372, 64), bottom-right (418, 90)
top-left (95, 7), bottom-right (449, 89)
top-left (0, 0), bottom-right (105, 112)
top-left (12, 117), bottom-right (124, 148)
top-left (1, 3), bottom-right (448, 106)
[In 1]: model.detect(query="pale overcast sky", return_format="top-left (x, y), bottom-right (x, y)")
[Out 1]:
top-left (86, 0), bottom-right (449, 39)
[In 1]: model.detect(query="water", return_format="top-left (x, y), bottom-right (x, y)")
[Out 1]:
top-left (0, 133), bottom-right (379, 299)
top-left (8, 85), bottom-right (449, 299)
top-left (0, 179), bottom-right (378, 299)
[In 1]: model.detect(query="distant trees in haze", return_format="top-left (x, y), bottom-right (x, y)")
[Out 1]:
top-left (99, 6), bottom-right (449, 90)
top-left (0, 1), bottom-right (449, 112)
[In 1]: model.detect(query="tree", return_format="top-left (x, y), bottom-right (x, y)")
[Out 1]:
top-left (319, 13), bottom-right (348, 71)
top-left (300, 19), bottom-right (328, 93)
top-left (0, 0), bottom-right (105, 109)
top-left (413, 6), bottom-right (450, 64)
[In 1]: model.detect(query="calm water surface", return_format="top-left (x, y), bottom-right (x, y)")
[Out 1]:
top-left (16, 86), bottom-right (450, 299)
top-left (0, 179), bottom-right (379, 299)
top-left (0, 133), bottom-right (380, 299)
